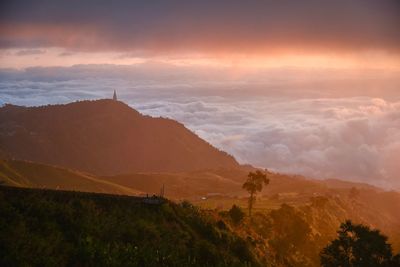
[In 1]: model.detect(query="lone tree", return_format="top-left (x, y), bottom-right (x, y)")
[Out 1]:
top-left (320, 220), bottom-right (399, 267)
top-left (242, 170), bottom-right (269, 217)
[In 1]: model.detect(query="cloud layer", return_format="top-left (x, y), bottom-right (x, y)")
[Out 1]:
top-left (0, 64), bottom-right (399, 189)
top-left (140, 97), bottom-right (400, 190)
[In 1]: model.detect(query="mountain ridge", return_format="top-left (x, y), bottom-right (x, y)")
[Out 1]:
top-left (0, 99), bottom-right (239, 175)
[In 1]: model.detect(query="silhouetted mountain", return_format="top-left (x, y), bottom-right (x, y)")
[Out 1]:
top-left (0, 100), bottom-right (239, 175)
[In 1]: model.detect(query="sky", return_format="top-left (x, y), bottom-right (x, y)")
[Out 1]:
top-left (0, 0), bottom-right (399, 189)
top-left (1, 0), bottom-right (400, 69)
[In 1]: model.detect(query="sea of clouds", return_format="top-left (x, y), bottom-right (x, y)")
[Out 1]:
top-left (0, 64), bottom-right (399, 189)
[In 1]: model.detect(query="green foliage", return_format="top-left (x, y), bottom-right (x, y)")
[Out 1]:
top-left (0, 187), bottom-right (260, 267)
top-left (229, 205), bottom-right (245, 225)
top-left (231, 238), bottom-right (254, 264)
top-left (268, 204), bottom-right (315, 266)
top-left (242, 171), bottom-right (269, 217)
top-left (320, 220), bottom-right (399, 267)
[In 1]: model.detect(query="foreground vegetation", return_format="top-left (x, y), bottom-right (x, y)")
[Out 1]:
top-left (0, 186), bottom-right (259, 267)
top-left (1, 186), bottom-right (399, 267)
top-left (321, 221), bottom-right (400, 266)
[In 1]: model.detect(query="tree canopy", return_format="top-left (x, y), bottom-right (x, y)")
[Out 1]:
top-left (242, 170), bottom-right (269, 217)
top-left (320, 220), bottom-right (399, 267)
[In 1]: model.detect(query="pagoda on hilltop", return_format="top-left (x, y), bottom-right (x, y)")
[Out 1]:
top-left (112, 90), bottom-right (117, 101)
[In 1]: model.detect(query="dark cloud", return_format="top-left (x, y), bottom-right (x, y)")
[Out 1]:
top-left (58, 51), bottom-right (74, 57)
top-left (14, 49), bottom-right (45, 56)
top-left (0, 0), bottom-right (399, 54)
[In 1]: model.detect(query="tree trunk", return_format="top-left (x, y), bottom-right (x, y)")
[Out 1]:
top-left (249, 191), bottom-right (254, 217)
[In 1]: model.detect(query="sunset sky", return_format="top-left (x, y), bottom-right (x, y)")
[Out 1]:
top-left (1, 0), bottom-right (400, 69)
top-left (1, 0), bottom-right (399, 189)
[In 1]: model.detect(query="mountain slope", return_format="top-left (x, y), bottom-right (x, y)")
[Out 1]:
top-left (0, 159), bottom-right (141, 195)
top-left (0, 100), bottom-right (239, 175)
top-left (101, 170), bottom-right (244, 199)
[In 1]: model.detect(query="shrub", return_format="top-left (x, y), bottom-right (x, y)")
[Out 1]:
top-left (229, 205), bottom-right (245, 225)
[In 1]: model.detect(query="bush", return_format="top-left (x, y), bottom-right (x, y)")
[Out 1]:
top-left (231, 238), bottom-right (254, 263)
top-left (229, 205), bottom-right (245, 225)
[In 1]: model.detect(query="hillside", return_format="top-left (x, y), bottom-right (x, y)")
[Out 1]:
top-left (101, 170), bottom-right (246, 199)
top-left (3, 158), bottom-right (398, 256)
top-left (0, 159), bottom-right (141, 195)
top-left (0, 186), bottom-right (260, 267)
top-left (2, 156), bottom-right (381, 201)
top-left (1, 185), bottom-right (399, 267)
top-left (0, 100), bottom-right (239, 175)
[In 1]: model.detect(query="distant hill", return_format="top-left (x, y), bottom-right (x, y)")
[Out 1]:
top-left (0, 100), bottom-right (239, 175)
top-left (0, 159), bottom-right (141, 195)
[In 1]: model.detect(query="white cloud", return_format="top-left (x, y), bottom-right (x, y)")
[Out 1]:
top-left (134, 95), bottom-right (400, 190)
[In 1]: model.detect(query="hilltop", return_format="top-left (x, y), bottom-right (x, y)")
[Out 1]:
top-left (0, 100), bottom-right (239, 175)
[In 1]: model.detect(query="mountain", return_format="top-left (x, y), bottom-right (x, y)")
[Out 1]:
top-left (0, 159), bottom-right (141, 195)
top-left (0, 100), bottom-right (239, 175)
